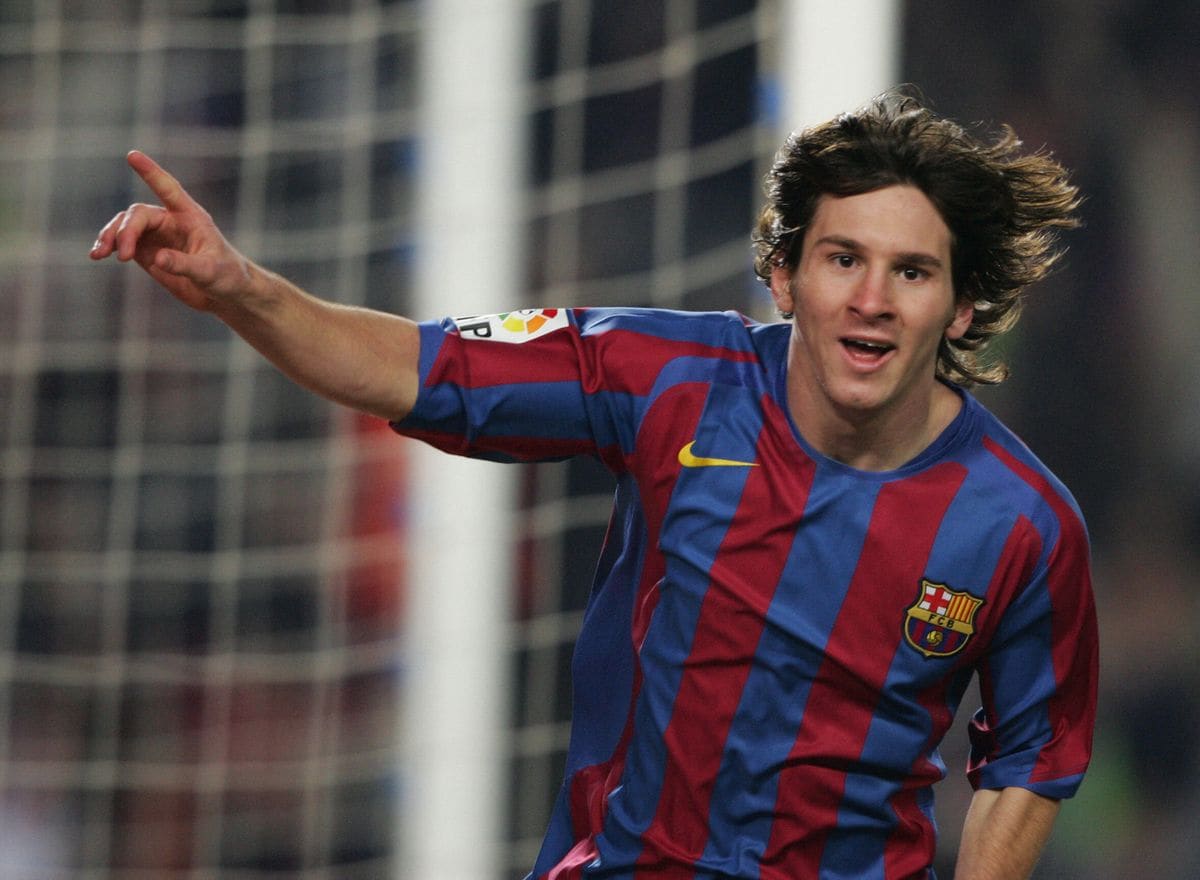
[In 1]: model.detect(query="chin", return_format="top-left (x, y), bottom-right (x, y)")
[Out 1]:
top-left (828, 379), bottom-right (893, 413)
top-left (829, 393), bottom-right (891, 420)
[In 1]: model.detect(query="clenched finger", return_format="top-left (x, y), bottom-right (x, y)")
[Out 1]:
top-left (89, 210), bottom-right (129, 259)
top-left (114, 203), bottom-right (169, 261)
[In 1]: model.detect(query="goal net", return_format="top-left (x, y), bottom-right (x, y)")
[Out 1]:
top-left (505, 1), bottom-right (784, 874)
top-left (2, 2), bottom-right (417, 875)
top-left (0, 1), bottom-right (891, 877)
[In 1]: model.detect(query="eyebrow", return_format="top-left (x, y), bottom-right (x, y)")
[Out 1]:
top-left (813, 235), bottom-right (946, 270)
top-left (896, 251), bottom-right (945, 269)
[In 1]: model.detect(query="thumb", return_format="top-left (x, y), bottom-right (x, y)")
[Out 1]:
top-left (151, 245), bottom-right (251, 304)
top-left (145, 250), bottom-right (218, 311)
top-left (154, 247), bottom-right (209, 282)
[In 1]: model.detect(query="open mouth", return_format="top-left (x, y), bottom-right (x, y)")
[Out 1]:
top-left (841, 337), bottom-right (895, 362)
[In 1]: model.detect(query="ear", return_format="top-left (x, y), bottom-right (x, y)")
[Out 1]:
top-left (945, 297), bottom-right (974, 341)
top-left (769, 263), bottom-right (795, 316)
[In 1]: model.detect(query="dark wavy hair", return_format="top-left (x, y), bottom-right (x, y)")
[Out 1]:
top-left (753, 87), bottom-right (1081, 386)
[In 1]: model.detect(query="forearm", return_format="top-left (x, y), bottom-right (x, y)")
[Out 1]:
top-left (92, 151), bottom-right (423, 421)
top-left (954, 787), bottom-right (1060, 880)
top-left (213, 263), bottom-right (421, 422)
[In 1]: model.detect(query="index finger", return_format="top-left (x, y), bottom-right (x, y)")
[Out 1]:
top-left (126, 150), bottom-right (198, 212)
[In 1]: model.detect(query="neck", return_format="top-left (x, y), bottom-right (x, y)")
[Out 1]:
top-left (788, 376), bottom-right (963, 472)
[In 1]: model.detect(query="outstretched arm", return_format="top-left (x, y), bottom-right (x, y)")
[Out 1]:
top-left (90, 151), bottom-right (421, 422)
top-left (954, 787), bottom-right (1060, 880)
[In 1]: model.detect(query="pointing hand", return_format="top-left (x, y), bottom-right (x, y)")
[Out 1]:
top-left (90, 151), bottom-right (254, 311)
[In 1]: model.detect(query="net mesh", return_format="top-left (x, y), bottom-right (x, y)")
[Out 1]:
top-left (506, 1), bottom-right (778, 874)
top-left (2, 1), bottom-right (417, 875)
top-left (2, 0), bottom-right (781, 876)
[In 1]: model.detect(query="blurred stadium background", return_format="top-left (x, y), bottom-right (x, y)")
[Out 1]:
top-left (1, 0), bottom-right (1198, 877)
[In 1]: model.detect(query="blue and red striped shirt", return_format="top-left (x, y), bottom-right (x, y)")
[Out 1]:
top-left (393, 308), bottom-right (1098, 880)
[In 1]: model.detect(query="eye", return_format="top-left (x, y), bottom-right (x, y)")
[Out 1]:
top-left (833, 253), bottom-right (857, 269)
top-left (899, 266), bottom-right (928, 282)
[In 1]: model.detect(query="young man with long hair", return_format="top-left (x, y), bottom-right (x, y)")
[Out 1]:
top-left (93, 89), bottom-right (1097, 879)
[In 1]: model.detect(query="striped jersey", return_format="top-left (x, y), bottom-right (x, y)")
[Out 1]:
top-left (392, 307), bottom-right (1098, 880)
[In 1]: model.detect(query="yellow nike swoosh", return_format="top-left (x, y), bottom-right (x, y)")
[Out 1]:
top-left (677, 441), bottom-right (758, 468)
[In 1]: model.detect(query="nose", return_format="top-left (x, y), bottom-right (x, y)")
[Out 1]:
top-left (848, 268), bottom-right (894, 320)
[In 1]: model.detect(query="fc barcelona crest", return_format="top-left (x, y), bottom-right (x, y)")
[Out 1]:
top-left (904, 580), bottom-right (984, 659)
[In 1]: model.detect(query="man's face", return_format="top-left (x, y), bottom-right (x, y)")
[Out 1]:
top-left (771, 185), bottom-right (973, 425)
